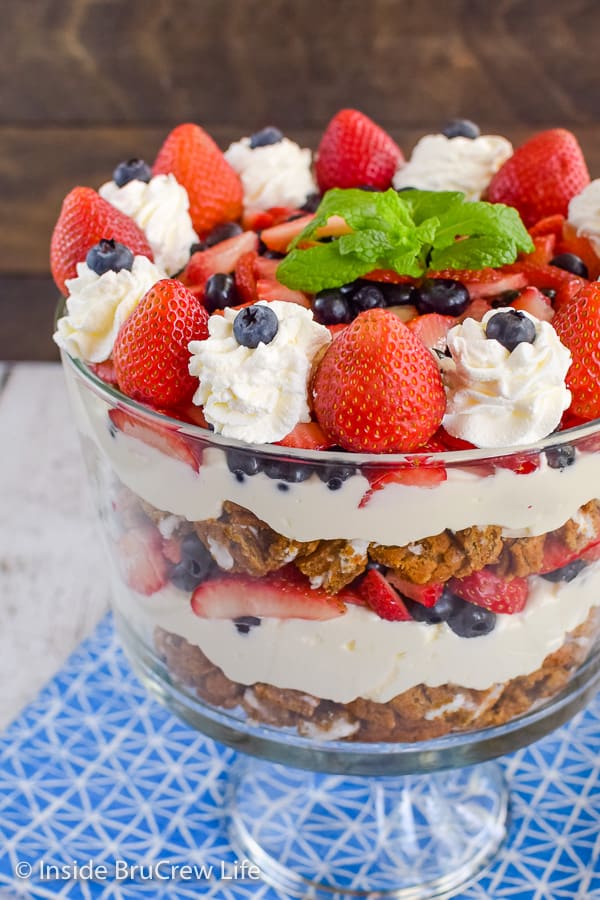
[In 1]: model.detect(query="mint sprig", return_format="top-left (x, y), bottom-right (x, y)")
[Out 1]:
top-left (277, 188), bottom-right (533, 293)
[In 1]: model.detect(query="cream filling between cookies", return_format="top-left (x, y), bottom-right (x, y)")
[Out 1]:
top-left (113, 560), bottom-right (600, 704)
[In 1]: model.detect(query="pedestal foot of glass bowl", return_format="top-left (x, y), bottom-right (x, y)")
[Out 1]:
top-left (228, 756), bottom-right (508, 898)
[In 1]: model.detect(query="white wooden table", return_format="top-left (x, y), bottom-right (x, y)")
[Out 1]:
top-left (0, 362), bottom-right (109, 731)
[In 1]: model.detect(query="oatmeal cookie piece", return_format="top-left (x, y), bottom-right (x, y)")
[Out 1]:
top-left (295, 539), bottom-right (368, 592)
top-left (369, 525), bottom-right (503, 584)
top-left (494, 534), bottom-right (545, 578)
top-left (194, 501), bottom-right (318, 576)
top-left (155, 629), bottom-right (244, 708)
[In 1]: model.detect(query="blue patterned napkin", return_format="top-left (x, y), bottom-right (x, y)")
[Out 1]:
top-left (0, 614), bottom-right (599, 899)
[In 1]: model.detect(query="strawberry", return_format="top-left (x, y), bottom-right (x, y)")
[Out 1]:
top-left (162, 537), bottom-right (183, 565)
top-left (109, 408), bottom-right (201, 471)
top-left (359, 569), bottom-right (412, 621)
top-left (315, 109), bottom-right (404, 192)
top-left (510, 286), bottom-right (554, 322)
top-left (458, 298), bottom-right (493, 323)
top-left (448, 569), bottom-right (529, 615)
top-left (50, 187), bottom-right (153, 294)
top-left (153, 123), bottom-right (243, 235)
top-left (234, 251), bottom-right (259, 304)
top-left (428, 268), bottom-right (527, 299)
top-left (89, 360), bottom-right (119, 386)
top-left (486, 129), bottom-right (590, 227)
top-left (113, 278), bottom-right (209, 408)
top-left (181, 231), bottom-right (259, 289)
top-left (360, 463), bottom-right (447, 507)
top-left (523, 234), bottom-right (556, 266)
top-left (434, 427), bottom-right (477, 452)
top-left (529, 214), bottom-right (566, 239)
top-left (553, 282), bottom-right (600, 419)
top-left (116, 523), bottom-right (169, 596)
top-left (254, 257), bottom-right (312, 307)
top-left (503, 259), bottom-right (586, 312)
top-left (312, 308), bottom-right (446, 453)
top-left (492, 452), bottom-right (539, 476)
top-left (275, 421), bottom-right (334, 450)
top-left (406, 313), bottom-right (455, 352)
top-left (242, 208), bottom-right (277, 231)
top-left (190, 567), bottom-right (347, 620)
top-left (362, 270), bottom-right (416, 285)
top-left (385, 573), bottom-right (444, 608)
top-left (557, 221), bottom-right (600, 280)
top-left (260, 214), bottom-right (316, 253)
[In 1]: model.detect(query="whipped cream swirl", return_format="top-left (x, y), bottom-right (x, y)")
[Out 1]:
top-left (188, 301), bottom-right (331, 443)
top-left (53, 256), bottom-right (163, 363)
top-left (568, 179), bottom-right (600, 255)
top-left (224, 137), bottom-right (316, 210)
top-left (393, 134), bottom-right (513, 201)
top-left (441, 309), bottom-right (572, 447)
top-left (99, 174), bottom-right (198, 275)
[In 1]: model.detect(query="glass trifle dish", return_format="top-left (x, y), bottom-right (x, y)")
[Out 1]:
top-left (53, 111), bottom-right (600, 896)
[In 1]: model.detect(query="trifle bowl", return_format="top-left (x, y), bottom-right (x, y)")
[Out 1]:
top-left (52, 110), bottom-right (600, 896)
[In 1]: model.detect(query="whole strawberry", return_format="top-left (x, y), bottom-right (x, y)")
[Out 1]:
top-left (312, 308), bottom-right (446, 452)
top-left (153, 123), bottom-right (243, 235)
top-left (315, 109), bottom-right (404, 193)
top-left (487, 129), bottom-right (589, 227)
top-left (50, 187), bottom-right (153, 295)
top-left (553, 282), bottom-right (600, 419)
top-left (113, 278), bottom-right (209, 407)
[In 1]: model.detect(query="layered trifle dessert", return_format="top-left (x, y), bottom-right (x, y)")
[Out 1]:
top-left (53, 110), bottom-right (600, 742)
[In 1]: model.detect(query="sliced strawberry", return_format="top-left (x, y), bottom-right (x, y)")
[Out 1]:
top-left (89, 360), bottom-right (119, 386)
top-left (529, 214), bottom-right (566, 239)
top-left (234, 250), bottom-right (259, 304)
top-left (428, 268), bottom-right (527, 299)
top-left (407, 313), bottom-right (455, 352)
top-left (492, 451), bottom-right (539, 475)
top-left (162, 537), bottom-right (183, 565)
top-left (510, 286), bottom-right (554, 322)
top-left (540, 533), bottom-right (600, 575)
top-left (558, 221), bottom-right (600, 280)
top-left (362, 269), bottom-right (417, 285)
top-left (503, 260), bottom-right (586, 311)
top-left (385, 573), bottom-right (444, 608)
top-left (434, 428), bottom-right (477, 451)
top-left (449, 569), bottom-right (529, 615)
top-left (267, 206), bottom-right (306, 225)
top-left (172, 403), bottom-right (210, 429)
top-left (117, 524), bottom-right (168, 596)
top-left (190, 567), bottom-right (347, 620)
top-left (242, 208), bottom-right (276, 231)
top-left (360, 463), bottom-right (447, 507)
top-left (359, 569), bottom-right (412, 621)
top-left (275, 421), bottom-right (334, 450)
top-left (523, 234), bottom-right (556, 266)
top-left (109, 408), bottom-right (200, 471)
top-left (260, 214), bottom-right (316, 253)
top-left (458, 298), bottom-right (493, 323)
top-left (181, 231), bottom-right (259, 288)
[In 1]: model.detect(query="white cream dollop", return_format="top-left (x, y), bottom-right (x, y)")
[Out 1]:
top-left (392, 134), bottom-right (513, 201)
top-left (568, 179), bottom-right (600, 256)
top-left (224, 137), bottom-right (317, 210)
top-left (53, 256), bottom-right (163, 363)
top-left (99, 174), bottom-right (198, 275)
top-left (188, 300), bottom-right (331, 443)
top-left (441, 308), bottom-right (572, 447)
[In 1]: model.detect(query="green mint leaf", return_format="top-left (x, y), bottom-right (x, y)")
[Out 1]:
top-left (431, 200), bottom-right (533, 254)
top-left (429, 235), bottom-right (520, 270)
top-left (336, 231), bottom-right (394, 262)
top-left (276, 243), bottom-right (374, 292)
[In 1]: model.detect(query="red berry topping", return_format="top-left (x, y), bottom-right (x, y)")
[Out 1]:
top-left (109, 408), bottom-right (201, 471)
top-left (487, 129), bottom-right (590, 228)
top-left (315, 109), bottom-right (404, 192)
top-left (449, 569), bottom-right (529, 615)
top-left (553, 282), bottom-right (600, 419)
top-left (50, 186), bottom-right (153, 295)
top-left (359, 569), bottom-right (412, 621)
top-left (181, 231), bottom-right (259, 290)
top-left (153, 123), bottom-right (243, 236)
top-left (116, 523), bottom-right (169, 596)
top-left (312, 308), bottom-right (446, 453)
top-left (113, 278), bottom-right (209, 408)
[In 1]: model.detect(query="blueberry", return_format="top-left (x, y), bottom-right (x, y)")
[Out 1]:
top-left (202, 222), bottom-right (243, 249)
top-left (485, 309), bottom-right (536, 352)
top-left (226, 449), bottom-right (262, 480)
top-left (447, 602), bottom-right (496, 638)
top-left (541, 287), bottom-right (557, 301)
top-left (351, 284), bottom-right (387, 313)
top-left (263, 459), bottom-right (313, 483)
top-left (365, 559), bottom-right (386, 574)
top-left (317, 463), bottom-right (356, 490)
top-left (301, 193), bottom-right (321, 213)
top-left (541, 559), bottom-right (587, 583)
top-left (491, 289), bottom-right (521, 307)
top-left (313, 290), bottom-right (354, 325)
top-left (550, 252), bottom-right (589, 279)
top-left (204, 273), bottom-right (238, 312)
top-left (441, 119), bottom-right (481, 139)
top-left (382, 283), bottom-right (419, 306)
top-left (404, 589), bottom-right (464, 624)
top-left (417, 279), bottom-right (470, 316)
top-left (358, 184), bottom-right (380, 192)
top-left (233, 304), bottom-right (279, 349)
top-left (259, 245), bottom-right (286, 259)
top-left (234, 616), bottom-right (262, 634)
top-left (86, 239), bottom-right (134, 276)
top-left (396, 186), bottom-right (417, 192)
top-left (170, 533), bottom-right (213, 591)
top-left (112, 157), bottom-right (152, 187)
top-left (545, 444), bottom-right (575, 470)
top-left (249, 126), bottom-right (284, 149)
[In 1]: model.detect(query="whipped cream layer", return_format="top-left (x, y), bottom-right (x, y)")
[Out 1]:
top-left (99, 174), bottom-right (198, 275)
top-left (224, 137), bottom-right (316, 210)
top-left (66, 370), bottom-right (600, 547)
top-left (442, 310), bottom-right (572, 447)
top-left (54, 257), bottom-right (163, 363)
top-left (116, 560), bottom-right (600, 704)
top-left (393, 134), bottom-right (513, 200)
top-left (568, 179), bottom-right (600, 255)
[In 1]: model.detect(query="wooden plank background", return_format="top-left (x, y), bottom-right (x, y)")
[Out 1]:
top-left (3, 0), bottom-right (600, 360)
